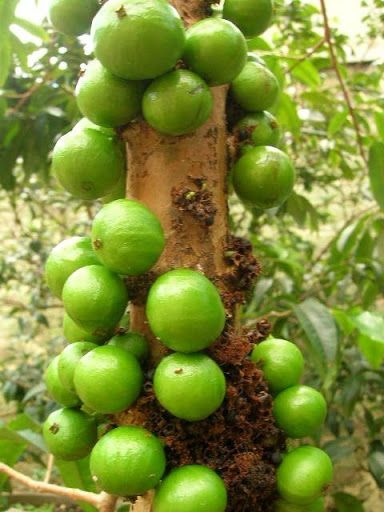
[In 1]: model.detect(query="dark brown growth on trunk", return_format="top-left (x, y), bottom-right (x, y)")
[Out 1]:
top-left (120, 2), bottom-right (285, 510)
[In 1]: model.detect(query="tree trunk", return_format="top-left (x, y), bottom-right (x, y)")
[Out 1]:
top-left (121, 2), bottom-right (284, 511)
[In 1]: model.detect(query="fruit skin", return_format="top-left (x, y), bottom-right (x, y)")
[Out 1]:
top-left (52, 127), bottom-right (124, 200)
top-left (44, 356), bottom-right (80, 407)
top-left (63, 313), bottom-right (108, 345)
top-left (58, 342), bottom-right (98, 392)
top-left (90, 425), bottom-right (166, 496)
top-left (251, 337), bottom-right (304, 394)
top-left (48, 0), bottom-right (99, 36)
top-left (273, 385), bottom-right (327, 439)
top-left (75, 60), bottom-right (146, 128)
top-left (108, 332), bottom-right (149, 364)
top-left (91, 0), bottom-right (185, 80)
top-left (72, 118), bottom-right (116, 138)
top-left (101, 171), bottom-right (126, 204)
top-left (223, 0), bottom-right (273, 37)
top-left (153, 465), bottom-right (228, 512)
top-left (62, 265), bottom-right (128, 337)
top-left (277, 446), bottom-right (333, 505)
top-left (91, 199), bottom-right (165, 276)
top-left (231, 61), bottom-right (279, 112)
top-left (274, 497), bottom-right (325, 512)
top-left (153, 353), bottom-right (226, 421)
top-left (43, 408), bottom-right (97, 461)
top-left (235, 111), bottom-right (281, 152)
top-left (45, 236), bottom-right (100, 299)
top-left (143, 70), bottom-right (213, 136)
top-left (183, 18), bottom-right (247, 86)
top-left (146, 268), bottom-right (226, 352)
top-left (232, 146), bottom-right (295, 209)
top-left (73, 345), bottom-right (143, 414)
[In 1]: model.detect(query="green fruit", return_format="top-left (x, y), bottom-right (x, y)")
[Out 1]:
top-left (232, 146), bottom-right (295, 209)
top-left (231, 61), bottom-right (279, 112)
top-left (102, 172), bottom-right (126, 204)
top-left (43, 408), bottom-right (97, 461)
top-left (45, 236), bottom-right (100, 298)
top-left (277, 446), bottom-right (333, 505)
top-left (274, 497), bottom-right (325, 512)
top-left (63, 313), bottom-right (108, 345)
top-left (146, 269), bottom-right (226, 352)
top-left (58, 342), bottom-right (98, 392)
top-left (108, 332), bottom-right (149, 364)
top-left (153, 353), bottom-right (226, 421)
top-left (44, 356), bottom-right (80, 407)
top-left (62, 265), bottom-right (128, 337)
top-left (75, 60), bottom-right (146, 128)
top-left (48, 0), bottom-right (99, 36)
top-left (153, 465), bottom-right (227, 512)
top-left (235, 111), bottom-right (281, 151)
top-left (52, 127), bottom-right (124, 200)
top-left (273, 386), bottom-right (327, 439)
top-left (251, 337), bottom-right (304, 393)
top-left (90, 425), bottom-right (166, 496)
top-left (72, 118), bottom-right (116, 137)
top-left (143, 70), bottom-right (213, 136)
top-left (74, 345), bottom-right (143, 413)
top-left (91, 199), bottom-right (165, 276)
top-left (183, 18), bottom-right (247, 86)
top-left (91, 0), bottom-right (185, 80)
top-left (223, 0), bottom-right (274, 37)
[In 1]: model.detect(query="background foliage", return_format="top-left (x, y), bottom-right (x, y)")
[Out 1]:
top-left (0, 0), bottom-right (383, 510)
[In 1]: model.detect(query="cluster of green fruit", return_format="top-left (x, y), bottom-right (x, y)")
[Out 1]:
top-left (252, 337), bottom-right (333, 510)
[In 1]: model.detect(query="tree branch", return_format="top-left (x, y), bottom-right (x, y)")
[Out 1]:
top-left (319, 0), bottom-right (367, 164)
top-left (0, 463), bottom-right (117, 512)
top-left (288, 38), bottom-right (325, 72)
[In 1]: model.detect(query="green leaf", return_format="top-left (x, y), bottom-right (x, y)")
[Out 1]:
top-left (277, 92), bottom-right (301, 136)
top-left (0, 440), bottom-right (27, 489)
top-left (56, 456), bottom-right (97, 512)
top-left (358, 334), bottom-right (384, 369)
top-left (369, 142), bottom-right (384, 210)
top-left (293, 298), bottom-right (339, 379)
top-left (7, 413), bottom-right (41, 433)
top-left (13, 16), bottom-right (49, 42)
top-left (291, 60), bottom-right (321, 88)
top-left (368, 442), bottom-right (384, 488)
top-left (349, 311), bottom-right (384, 368)
top-left (328, 110), bottom-right (348, 136)
top-left (333, 492), bottom-right (364, 512)
top-left (0, 39), bottom-right (11, 87)
top-left (375, 112), bottom-right (384, 141)
top-left (0, 0), bottom-right (18, 86)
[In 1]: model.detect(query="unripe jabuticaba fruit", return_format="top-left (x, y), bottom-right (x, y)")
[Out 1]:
top-left (232, 146), bottom-right (295, 209)
top-left (223, 0), bottom-right (274, 37)
top-left (47, 0), bottom-right (99, 36)
top-left (75, 60), bottom-right (146, 128)
top-left (91, 0), bottom-right (186, 80)
top-left (235, 111), bottom-right (281, 152)
top-left (63, 312), bottom-right (108, 345)
top-left (183, 18), bottom-right (247, 86)
top-left (44, 356), bottom-right (80, 408)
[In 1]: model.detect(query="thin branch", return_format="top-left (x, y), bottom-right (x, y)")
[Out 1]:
top-left (288, 38), bottom-right (325, 72)
top-left (0, 463), bottom-right (117, 512)
top-left (43, 454), bottom-right (54, 484)
top-left (319, 0), bottom-right (367, 164)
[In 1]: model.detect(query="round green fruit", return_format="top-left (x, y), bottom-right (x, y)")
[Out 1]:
top-left (223, 0), bottom-right (273, 37)
top-left (273, 385), bottom-right (327, 439)
top-left (146, 268), bottom-right (226, 352)
top-left (277, 446), bottom-right (333, 505)
top-left (45, 236), bottom-right (100, 298)
top-left (153, 353), bottom-right (226, 421)
top-left (231, 61), bottom-right (279, 112)
top-left (91, 0), bottom-right (185, 80)
top-left (251, 337), bottom-right (304, 394)
top-left (232, 146), bottom-right (295, 209)
top-left (72, 118), bottom-right (116, 137)
top-left (183, 18), bottom-right (247, 86)
top-left (275, 497), bottom-right (325, 512)
top-left (44, 356), bottom-right (80, 408)
top-left (108, 332), bottom-right (149, 364)
top-left (43, 408), bottom-right (97, 461)
top-left (90, 425), bottom-right (166, 496)
top-left (48, 0), bottom-right (99, 36)
top-left (63, 313), bottom-right (108, 345)
top-left (153, 465), bottom-right (227, 512)
top-left (58, 342), bottom-right (97, 393)
top-left (91, 199), bottom-right (165, 276)
top-left (73, 345), bottom-right (143, 414)
top-left (75, 60), bottom-right (146, 128)
top-left (62, 265), bottom-right (128, 337)
top-left (143, 70), bottom-right (213, 136)
top-left (52, 126), bottom-right (124, 200)
top-left (235, 111), bottom-right (281, 151)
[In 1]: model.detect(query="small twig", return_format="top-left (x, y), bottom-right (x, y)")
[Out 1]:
top-left (319, 0), bottom-right (367, 164)
top-left (0, 463), bottom-right (117, 512)
top-left (43, 454), bottom-right (54, 483)
top-left (288, 38), bottom-right (325, 72)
